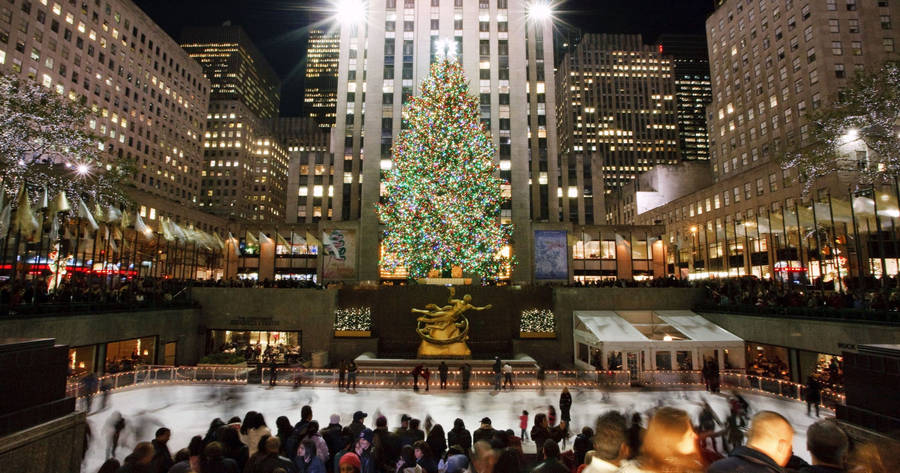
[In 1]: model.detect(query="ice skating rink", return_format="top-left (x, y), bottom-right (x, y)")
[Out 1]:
top-left (82, 385), bottom-right (827, 472)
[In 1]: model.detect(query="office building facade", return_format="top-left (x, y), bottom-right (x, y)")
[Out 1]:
top-left (0, 0), bottom-right (222, 230)
top-left (657, 34), bottom-right (712, 162)
top-left (304, 28), bottom-right (339, 128)
top-left (556, 34), bottom-right (680, 226)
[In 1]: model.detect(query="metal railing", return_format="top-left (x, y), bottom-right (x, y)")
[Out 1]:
top-left (66, 365), bottom-right (843, 409)
top-left (695, 303), bottom-right (900, 325)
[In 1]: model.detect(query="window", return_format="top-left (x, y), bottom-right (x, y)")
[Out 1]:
top-left (756, 178), bottom-right (765, 196)
top-left (847, 0), bottom-right (856, 10)
top-left (807, 47), bottom-right (816, 63)
top-left (827, 0), bottom-right (837, 10)
top-left (834, 63), bottom-right (845, 78)
top-left (745, 183), bottom-right (753, 200)
top-left (849, 19), bottom-right (860, 33)
top-left (831, 41), bottom-right (843, 55)
top-left (829, 19), bottom-right (839, 33)
top-left (804, 25), bottom-right (813, 41)
top-left (734, 187), bottom-right (741, 203)
top-left (769, 173), bottom-right (778, 192)
top-left (885, 38), bottom-right (895, 52)
top-left (881, 15), bottom-right (892, 29)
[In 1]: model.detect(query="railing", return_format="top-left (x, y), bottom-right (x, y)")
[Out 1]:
top-left (2, 297), bottom-right (197, 318)
top-left (66, 365), bottom-right (843, 409)
top-left (66, 365), bottom-right (251, 398)
top-left (695, 302), bottom-right (900, 325)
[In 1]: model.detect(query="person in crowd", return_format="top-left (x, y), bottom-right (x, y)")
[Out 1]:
top-left (473, 418), bottom-right (497, 444)
top-left (150, 427), bottom-right (173, 473)
top-left (530, 413), bottom-right (566, 462)
top-left (625, 413), bottom-right (643, 460)
top-left (443, 452), bottom-right (470, 473)
top-left (373, 415), bottom-right (401, 473)
top-left (583, 412), bottom-right (629, 473)
top-left (413, 440), bottom-right (438, 473)
top-left (168, 436), bottom-right (204, 473)
top-left (395, 445), bottom-right (417, 473)
top-left (269, 360), bottom-right (279, 387)
top-left (287, 406), bottom-right (315, 461)
top-left (708, 411), bottom-right (794, 473)
top-left (276, 417), bottom-right (294, 455)
top-left (296, 438), bottom-right (326, 473)
top-left (408, 419), bottom-right (425, 443)
top-left (117, 442), bottom-right (155, 473)
top-left (806, 375), bottom-right (822, 417)
top-left (797, 420), bottom-right (849, 473)
top-left (197, 441), bottom-right (240, 473)
top-left (205, 419), bottom-right (226, 445)
top-left (217, 426), bottom-right (249, 471)
top-left (492, 448), bottom-right (520, 473)
top-left (547, 406), bottom-right (557, 428)
top-left (426, 424), bottom-right (446, 460)
top-left (848, 438), bottom-right (900, 473)
top-left (300, 421), bottom-right (330, 465)
top-left (349, 411), bottom-right (367, 442)
top-left (616, 407), bottom-right (704, 473)
top-left (338, 452), bottom-right (362, 473)
top-left (241, 411), bottom-right (272, 457)
top-left (471, 441), bottom-right (496, 473)
top-left (447, 418), bottom-right (472, 454)
top-left (338, 361), bottom-right (346, 391)
top-left (396, 414), bottom-right (412, 447)
top-left (322, 414), bottom-right (345, 468)
top-left (438, 362), bottom-right (449, 389)
top-left (533, 440), bottom-right (569, 473)
top-left (412, 365), bottom-right (423, 392)
top-left (98, 459), bottom-right (121, 473)
top-left (246, 436), bottom-right (297, 473)
top-left (518, 411), bottom-right (529, 441)
top-left (492, 357), bottom-right (503, 391)
top-left (573, 426), bottom-right (594, 467)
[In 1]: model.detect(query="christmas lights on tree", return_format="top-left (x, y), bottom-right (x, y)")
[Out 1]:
top-left (376, 55), bottom-right (513, 279)
top-left (334, 307), bottom-right (373, 332)
top-left (520, 309), bottom-right (556, 333)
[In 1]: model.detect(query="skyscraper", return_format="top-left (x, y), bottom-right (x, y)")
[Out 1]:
top-left (556, 34), bottom-right (680, 224)
top-left (330, 0), bottom-right (560, 282)
top-left (182, 24), bottom-right (288, 223)
top-left (657, 34), bottom-right (712, 162)
top-left (181, 24), bottom-right (281, 120)
top-left (635, 0), bottom-right (900, 279)
top-left (304, 28), bottom-right (340, 128)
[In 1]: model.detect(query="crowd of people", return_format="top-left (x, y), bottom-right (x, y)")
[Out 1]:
top-left (0, 275), bottom-right (194, 314)
top-left (93, 391), bottom-right (897, 473)
top-left (702, 276), bottom-right (900, 312)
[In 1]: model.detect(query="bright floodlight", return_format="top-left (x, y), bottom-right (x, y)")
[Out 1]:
top-left (841, 128), bottom-right (859, 144)
top-left (76, 163), bottom-right (90, 176)
top-left (528, 1), bottom-right (553, 21)
top-left (334, 0), bottom-right (366, 25)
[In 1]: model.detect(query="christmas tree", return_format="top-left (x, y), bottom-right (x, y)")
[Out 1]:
top-left (376, 56), bottom-right (513, 279)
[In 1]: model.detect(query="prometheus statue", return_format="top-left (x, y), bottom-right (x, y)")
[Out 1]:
top-left (412, 287), bottom-right (492, 357)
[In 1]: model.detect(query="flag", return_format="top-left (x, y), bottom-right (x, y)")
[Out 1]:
top-left (39, 187), bottom-right (49, 209)
top-left (0, 203), bottom-right (11, 240)
top-left (107, 205), bottom-right (122, 223)
top-left (276, 232), bottom-right (289, 247)
top-left (226, 232), bottom-right (239, 256)
top-left (77, 198), bottom-right (98, 231)
top-left (213, 232), bottom-right (225, 250)
top-left (120, 210), bottom-right (131, 229)
top-left (246, 231), bottom-right (259, 246)
top-left (161, 218), bottom-right (175, 241)
top-left (49, 191), bottom-right (71, 214)
top-left (135, 213), bottom-right (154, 240)
top-left (305, 231), bottom-right (320, 247)
top-left (48, 216), bottom-right (60, 242)
top-left (259, 231), bottom-right (272, 244)
top-left (14, 186), bottom-right (39, 236)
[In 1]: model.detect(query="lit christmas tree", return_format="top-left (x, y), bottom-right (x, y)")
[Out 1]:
top-left (376, 53), bottom-right (513, 280)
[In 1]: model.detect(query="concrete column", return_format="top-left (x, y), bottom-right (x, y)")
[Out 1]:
top-left (258, 237), bottom-right (276, 280)
top-left (96, 343), bottom-right (107, 375)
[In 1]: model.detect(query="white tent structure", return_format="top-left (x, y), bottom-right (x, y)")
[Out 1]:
top-left (573, 310), bottom-right (744, 380)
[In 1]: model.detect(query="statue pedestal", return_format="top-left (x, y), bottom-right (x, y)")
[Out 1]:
top-left (417, 340), bottom-right (471, 358)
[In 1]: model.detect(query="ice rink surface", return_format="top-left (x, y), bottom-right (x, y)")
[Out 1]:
top-left (82, 384), bottom-right (828, 472)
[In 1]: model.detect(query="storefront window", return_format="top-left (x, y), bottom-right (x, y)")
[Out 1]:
top-left (655, 351), bottom-right (672, 370)
top-left (68, 345), bottom-right (96, 376)
top-left (746, 343), bottom-right (790, 380)
top-left (577, 342), bottom-right (589, 363)
top-left (208, 330), bottom-right (302, 364)
top-left (676, 351), bottom-right (693, 370)
top-left (607, 351), bottom-right (623, 371)
top-left (106, 336), bottom-right (156, 373)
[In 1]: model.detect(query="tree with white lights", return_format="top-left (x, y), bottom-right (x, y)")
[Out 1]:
top-left (783, 63), bottom-right (900, 190)
top-left (0, 71), bottom-right (131, 208)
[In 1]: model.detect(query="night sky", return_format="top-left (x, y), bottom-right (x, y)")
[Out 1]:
top-left (134, 0), bottom-right (715, 116)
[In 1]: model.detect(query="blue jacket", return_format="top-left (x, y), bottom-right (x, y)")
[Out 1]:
top-left (296, 454), bottom-right (326, 473)
top-left (707, 446), bottom-right (784, 473)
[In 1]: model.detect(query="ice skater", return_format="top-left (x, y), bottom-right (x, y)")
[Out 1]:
top-left (492, 357), bottom-right (502, 391)
top-left (519, 410), bottom-right (529, 441)
top-left (412, 364), bottom-right (423, 391)
top-left (502, 362), bottom-right (513, 389)
top-left (438, 361), bottom-right (448, 389)
top-left (805, 375), bottom-right (822, 417)
top-left (338, 360), bottom-right (346, 391)
top-left (268, 360), bottom-right (278, 387)
top-left (423, 366), bottom-right (431, 392)
top-left (347, 360), bottom-right (358, 391)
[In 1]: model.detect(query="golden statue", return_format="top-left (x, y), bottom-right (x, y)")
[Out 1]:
top-left (412, 287), bottom-right (492, 357)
